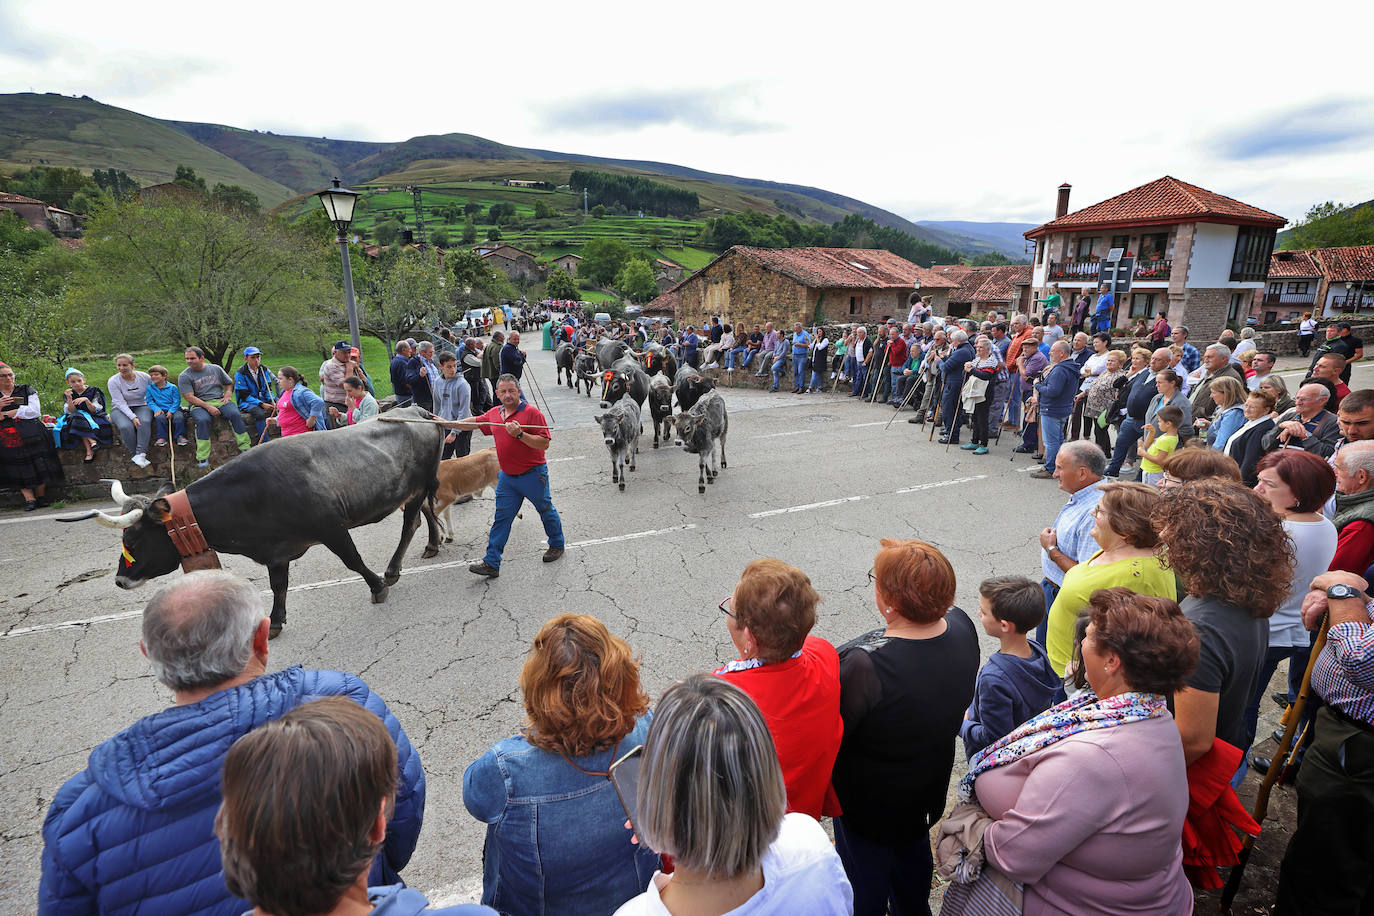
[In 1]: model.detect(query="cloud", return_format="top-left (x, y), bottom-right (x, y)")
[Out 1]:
top-left (1212, 99), bottom-right (1374, 160)
top-left (537, 87), bottom-right (779, 136)
top-left (0, 6), bottom-right (58, 62)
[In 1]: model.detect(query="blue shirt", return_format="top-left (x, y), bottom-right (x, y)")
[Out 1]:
top-left (1042, 480), bottom-right (1104, 586)
top-left (792, 329), bottom-right (812, 355)
top-left (1179, 342), bottom-right (1201, 374)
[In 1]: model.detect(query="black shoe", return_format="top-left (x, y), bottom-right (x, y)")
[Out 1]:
top-left (1251, 754), bottom-right (1274, 773)
top-left (1012, 445), bottom-right (1033, 454)
top-left (1031, 453), bottom-right (1044, 461)
top-left (23, 499), bottom-right (37, 511)
top-left (34, 497), bottom-right (50, 507)
top-left (469, 561), bottom-right (500, 578)
top-left (543, 547), bottom-right (565, 563)
top-left (1271, 692), bottom-right (1290, 709)
top-left (1272, 727), bottom-right (1286, 744)
top-left (907, 416), bottom-right (922, 424)
top-left (1251, 754), bottom-right (1301, 784)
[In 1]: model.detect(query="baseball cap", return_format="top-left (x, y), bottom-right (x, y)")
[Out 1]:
top-left (243, 346), bottom-right (262, 356)
top-left (333, 340), bottom-right (350, 350)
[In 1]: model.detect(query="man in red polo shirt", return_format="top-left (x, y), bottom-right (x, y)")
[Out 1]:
top-left (442, 373), bottom-right (564, 578)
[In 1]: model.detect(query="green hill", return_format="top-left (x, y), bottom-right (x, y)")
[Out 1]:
top-left (0, 93), bottom-right (295, 205)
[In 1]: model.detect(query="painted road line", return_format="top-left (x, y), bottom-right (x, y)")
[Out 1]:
top-left (749, 495), bottom-right (871, 518)
top-left (750, 430), bottom-right (811, 440)
top-left (547, 455), bottom-right (587, 463)
top-left (894, 475), bottom-right (987, 493)
top-left (1, 525), bottom-right (700, 639)
top-left (847, 420), bottom-right (890, 428)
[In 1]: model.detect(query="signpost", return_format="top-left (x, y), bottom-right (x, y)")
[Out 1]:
top-left (1100, 250), bottom-right (1134, 298)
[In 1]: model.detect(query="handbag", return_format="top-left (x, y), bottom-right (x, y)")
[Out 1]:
top-left (936, 801), bottom-right (1024, 916)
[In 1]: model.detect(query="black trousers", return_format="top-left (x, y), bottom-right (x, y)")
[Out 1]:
top-left (1277, 706), bottom-right (1374, 914)
top-left (442, 429), bottom-right (473, 461)
top-left (971, 398), bottom-right (991, 446)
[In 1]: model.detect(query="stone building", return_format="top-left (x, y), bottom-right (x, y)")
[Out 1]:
top-left (0, 191), bottom-right (84, 238)
top-left (1025, 177), bottom-right (1286, 339)
top-left (553, 253), bottom-right (581, 276)
top-left (668, 246), bottom-right (957, 329)
top-left (930, 264), bottom-right (1033, 317)
top-left (478, 244), bottom-right (541, 283)
top-left (1250, 245), bottom-right (1374, 324)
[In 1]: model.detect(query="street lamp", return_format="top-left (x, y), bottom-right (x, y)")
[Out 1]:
top-left (317, 177), bottom-right (361, 352)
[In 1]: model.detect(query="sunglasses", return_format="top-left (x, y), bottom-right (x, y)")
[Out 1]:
top-left (718, 596), bottom-right (735, 619)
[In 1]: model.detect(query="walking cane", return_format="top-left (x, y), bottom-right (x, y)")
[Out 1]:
top-left (524, 364), bottom-right (556, 425)
top-left (884, 372), bottom-right (923, 431)
top-left (167, 430), bottom-right (177, 490)
top-left (1219, 613), bottom-right (1333, 912)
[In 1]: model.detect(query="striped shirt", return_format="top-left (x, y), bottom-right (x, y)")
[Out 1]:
top-left (1312, 618), bottom-right (1374, 726)
top-left (1042, 481), bottom-right (1104, 587)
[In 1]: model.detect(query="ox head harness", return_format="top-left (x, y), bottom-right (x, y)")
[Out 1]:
top-left (162, 490), bottom-right (222, 572)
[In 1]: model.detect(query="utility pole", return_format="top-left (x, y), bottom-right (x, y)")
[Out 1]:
top-left (583, 187), bottom-right (588, 216)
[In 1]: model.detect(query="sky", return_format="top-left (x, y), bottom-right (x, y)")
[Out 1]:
top-left (3, 0), bottom-right (1373, 228)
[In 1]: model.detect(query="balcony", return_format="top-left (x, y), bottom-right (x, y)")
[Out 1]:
top-left (1263, 291), bottom-right (1317, 307)
top-left (1133, 258), bottom-right (1172, 281)
top-left (1047, 260), bottom-right (1100, 282)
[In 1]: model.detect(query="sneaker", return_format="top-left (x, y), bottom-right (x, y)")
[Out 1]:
top-left (1029, 467), bottom-right (1055, 479)
top-left (196, 459), bottom-right (210, 468)
top-left (543, 547), bottom-right (565, 563)
top-left (153, 438), bottom-right (168, 447)
top-left (973, 446), bottom-right (989, 455)
top-left (725, 367), bottom-right (734, 372)
top-left (960, 443), bottom-right (978, 450)
top-left (176, 437), bottom-right (190, 446)
top-left (830, 372), bottom-right (836, 379)
top-left (131, 453), bottom-right (151, 468)
top-left (468, 561), bottom-right (500, 578)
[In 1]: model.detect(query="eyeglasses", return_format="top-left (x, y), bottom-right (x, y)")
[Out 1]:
top-left (718, 596), bottom-right (735, 619)
top-left (867, 567), bottom-right (876, 585)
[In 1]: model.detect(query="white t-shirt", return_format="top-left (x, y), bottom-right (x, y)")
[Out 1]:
top-left (613, 814), bottom-right (852, 916)
top-left (1042, 324), bottom-right (1065, 348)
top-left (1234, 339), bottom-right (1257, 359)
top-left (1272, 518), bottom-right (1337, 648)
top-left (1079, 351), bottom-right (1109, 391)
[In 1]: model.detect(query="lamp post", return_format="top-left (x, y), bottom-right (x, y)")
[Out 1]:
top-left (317, 177), bottom-right (361, 352)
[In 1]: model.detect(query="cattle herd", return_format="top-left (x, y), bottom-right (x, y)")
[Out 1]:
top-left (568, 339), bottom-right (729, 495)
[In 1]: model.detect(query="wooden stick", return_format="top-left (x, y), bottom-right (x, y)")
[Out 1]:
top-left (377, 415), bottom-right (552, 432)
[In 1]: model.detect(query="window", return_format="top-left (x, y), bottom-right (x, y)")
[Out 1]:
top-left (1287, 281), bottom-right (1311, 294)
top-left (1265, 311), bottom-right (1278, 323)
top-left (1269, 282), bottom-right (1283, 294)
top-left (1111, 235), bottom-right (1131, 253)
top-left (1140, 233), bottom-right (1169, 260)
top-left (1230, 226), bottom-right (1277, 282)
top-left (1076, 237), bottom-right (1099, 260)
top-left (1129, 293), bottom-right (1156, 318)
top-left (1228, 292), bottom-right (1246, 323)
top-left (1036, 239), bottom-right (1045, 265)
top-left (849, 295), bottom-right (864, 315)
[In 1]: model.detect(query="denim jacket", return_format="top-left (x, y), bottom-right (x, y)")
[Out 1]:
top-left (463, 713), bottom-right (657, 915)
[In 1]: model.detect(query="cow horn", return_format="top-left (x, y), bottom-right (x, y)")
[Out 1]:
top-left (95, 508), bottom-right (144, 529)
top-left (54, 510), bottom-right (99, 523)
top-left (102, 478), bottom-right (131, 505)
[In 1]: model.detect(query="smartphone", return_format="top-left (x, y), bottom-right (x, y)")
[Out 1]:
top-left (609, 744), bottom-right (644, 829)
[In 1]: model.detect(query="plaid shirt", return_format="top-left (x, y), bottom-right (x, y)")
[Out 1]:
top-left (1312, 616), bottom-right (1374, 726)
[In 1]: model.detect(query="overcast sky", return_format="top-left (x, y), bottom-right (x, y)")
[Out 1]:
top-left (4, 0), bottom-right (1372, 227)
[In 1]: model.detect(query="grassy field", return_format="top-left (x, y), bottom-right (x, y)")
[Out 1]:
top-left (34, 338), bottom-right (397, 414)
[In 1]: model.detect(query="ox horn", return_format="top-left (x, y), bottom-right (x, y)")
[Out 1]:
top-left (95, 508), bottom-right (144, 529)
top-left (101, 478), bottom-right (131, 505)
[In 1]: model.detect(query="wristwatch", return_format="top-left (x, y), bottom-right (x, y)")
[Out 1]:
top-left (1325, 583), bottom-right (1363, 601)
top-left (515, 430), bottom-right (524, 440)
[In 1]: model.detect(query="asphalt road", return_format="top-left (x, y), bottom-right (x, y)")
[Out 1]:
top-left (2, 347), bottom-right (1355, 910)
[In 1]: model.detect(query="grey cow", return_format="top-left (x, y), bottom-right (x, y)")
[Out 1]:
top-left (594, 398), bottom-right (641, 491)
top-left (647, 372), bottom-right (674, 448)
top-left (675, 389), bottom-right (728, 493)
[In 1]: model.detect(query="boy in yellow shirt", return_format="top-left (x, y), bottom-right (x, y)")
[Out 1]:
top-left (1138, 405), bottom-right (1182, 486)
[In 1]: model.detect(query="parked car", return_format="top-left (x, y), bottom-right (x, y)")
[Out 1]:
top-left (594, 312), bottom-right (612, 326)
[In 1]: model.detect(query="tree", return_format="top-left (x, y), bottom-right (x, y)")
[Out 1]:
top-left (73, 198), bottom-right (337, 368)
top-left (439, 202), bottom-right (464, 223)
top-left (92, 168), bottom-right (140, 198)
top-left (486, 227), bottom-right (502, 241)
top-left (591, 204), bottom-right (607, 219)
top-left (545, 267), bottom-right (577, 300)
top-left (461, 218), bottom-right (477, 244)
top-left (614, 257), bottom-right (658, 303)
top-left (430, 228), bottom-right (450, 248)
top-left (357, 248), bottom-right (447, 350)
top-left (579, 238), bottom-right (631, 286)
top-left (210, 183), bottom-right (261, 215)
top-left (374, 220), bottom-right (401, 247)
top-left (173, 165), bottom-right (208, 194)
top-left (464, 201), bottom-right (483, 217)
top-left (534, 200), bottom-right (553, 219)
top-left (0, 209), bottom-right (53, 256)
top-left (448, 249), bottom-right (517, 312)
top-left (487, 202), bottom-right (517, 225)
top-left (0, 252), bottom-right (80, 400)
top-left (1285, 201), bottom-right (1374, 250)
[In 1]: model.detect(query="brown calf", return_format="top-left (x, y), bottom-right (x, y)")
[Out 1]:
top-left (434, 448), bottom-right (501, 543)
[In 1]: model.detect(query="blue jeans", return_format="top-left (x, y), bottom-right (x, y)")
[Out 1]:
top-left (1038, 579), bottom-right (1060, 646)
top-left (834, 816), bottom-right (932, 916)
top-left (109, 405), bottom-right (153, 457)
top-left (726, 346), bottom-right (748, 369)
top-left (888, 367), bottom-right (905, 403)
top-left (810, 365), bottom-right (825, 389)
top-left (770, 356), bottom-right (786, 391)
top-left (1041, 413), bottom-right (1069, 472)
top-left (793, 353), bottom-right (809, 390)
top-left (1106, 416), bottom-right (1143, 478)
top-left (851, 364), bottom-right (868, 396)
top-left (844, 355), bottom-right (857, 379)
top-left (485, 465), bottom-right (564, 570)
top-left (153, 409), bottom-right (186, 442)
top-left (190, 402), bottom-right (247, 440)
top-left (940, 379), bottom-right (964, 441)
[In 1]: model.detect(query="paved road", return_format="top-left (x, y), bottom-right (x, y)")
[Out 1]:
top-left (3, 347), bottom-right (1358, 909)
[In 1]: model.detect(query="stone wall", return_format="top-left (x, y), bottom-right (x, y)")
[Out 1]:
top-left (1, 425), bottom-right (244, 508)
top-left (1175, 287), bottom-right (1233, 342)
top-left (1254, 320), bottom-right (1374, 356)
top-left (675, 251), bottom-right (813, 329)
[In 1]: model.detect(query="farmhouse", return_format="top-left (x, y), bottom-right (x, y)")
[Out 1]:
top-left (476, 244), bottom-right (541, 283)
top-left (553, 253), bottom-right (581, 276)
top-left (668, 246), bottom-right (957, 329)
top-left (1026, 177), bottom-right (1286, 339)
top-left (1250, 246), bottom-right (1374, 323)
top-left (931, 264), bottom-right (1033, 316)
top-left (0, 191), bottom-right (84, 238)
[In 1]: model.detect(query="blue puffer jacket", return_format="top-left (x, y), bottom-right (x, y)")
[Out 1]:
top-left (39, 666), bottom-right (426, 916)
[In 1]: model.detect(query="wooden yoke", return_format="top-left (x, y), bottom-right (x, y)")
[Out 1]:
top-left (163, 490), bottom-right (222, 572)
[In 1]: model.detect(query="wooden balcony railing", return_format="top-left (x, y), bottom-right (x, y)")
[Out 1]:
top-left (1133, 258), bottom-right (1171, 281)
top-left (1046, 260), bottom-right (1100, 282)
top-left (1263, 292), bottom-right (1317, 307)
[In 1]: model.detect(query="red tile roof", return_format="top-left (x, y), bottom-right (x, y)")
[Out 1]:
top-left (941, 265), bottom-right (1033, 303)
top-left (1026, 176), bottom-right (1286, 238)
top-left (0, 191), bottom-right (45, 205)
top-left (1315, 245), bottom-right (1374, 284)
top-left (1268, 250), bottom-right (1322, 279)
top-left (722, 246), bottom-right (960, 290)
top-left (645, 289), bottom-right (680, 315)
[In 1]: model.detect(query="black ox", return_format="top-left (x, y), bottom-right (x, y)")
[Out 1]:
top-left (673, 364), bottom-right (715, 412)
top-left (599, 356), bottom-right (650, 410)
top-left (61, 407), bottom-right (444, 637)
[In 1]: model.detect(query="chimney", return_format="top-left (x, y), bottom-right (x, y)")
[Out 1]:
top-left (1056, 183), bottom-right (1072, 219)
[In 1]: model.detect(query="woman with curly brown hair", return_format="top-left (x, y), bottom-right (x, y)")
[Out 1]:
top-left (1153, 480), bottom-right (1294, 765)
top-left (463, 613), bottom-right (657, 915)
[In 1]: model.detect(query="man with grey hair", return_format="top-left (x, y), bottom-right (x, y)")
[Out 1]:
top-left (407, 339), bottom-right (437, 412)
top-left (1262, 382), bottom-right (1342, 457)
top-left (1035, 440), bottom-right (1106, 642)
top-left (1188, 343), bottom-right (1245, 426)
top-left (1029, 341), bottom-right (1080, 478)
top-left (39, 571), bottom-right (425, 915)
top-left (937, 329), bottom-right (974, 444)
top-left (1330, 440), bottom-right (1374, 574)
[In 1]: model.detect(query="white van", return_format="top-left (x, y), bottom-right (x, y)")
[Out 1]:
top-left (593, 312), bottom-right (612, 326)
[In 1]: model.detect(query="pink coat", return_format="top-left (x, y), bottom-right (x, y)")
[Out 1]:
top-left (975, 713), bottom-right (1193, 916)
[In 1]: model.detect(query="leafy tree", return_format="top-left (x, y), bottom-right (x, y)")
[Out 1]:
top-left (92, 168), bottom-right (141, 198)
top-left (545, 267), bottom-right (577, 300)
top-left (486, 227), bottom-right (502, 241)
top-left (173, 165), bottom-right (208, 194)
top-left (357, 248), bottom-right (447, 350)
top-left (0, 252), bottom-right (79, 400)
top-left (447, 248), bottom-right (517, 312)
top-left (580, 238), bottom-right (632, 285)
top-left (534, 200), bottom-right (554, 219)
top-left (73, 198), bottom-right (337, 368)
top-left (614, 257), bottom-right (658, 303)
top-left (570, 169), bottom-right (699, 217)
top-left (591, 204), bottom-right (607, 219)
top-left (487, 202), bottom-right (517, 225)
top-left (461, 218), bottom-right (477, 244)
top-left (439, 202), bottom-right (464, 223)
top-left (374, 220), bottom-right (401, 247)
top-left (0, 209), bottom-right (53, 256)
top-left (1285, 201), bottom-right (1374, 249)
top-left (430, 228), bottom-right (450, 249)
top-left (2, 166), bottom-right (99, 210)
top-left (464, 201), bottom-right (483, 217)
top-left (293, 207), bottom-right (339, 242)
top-left (210, 183), bottom-right (261, 214)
